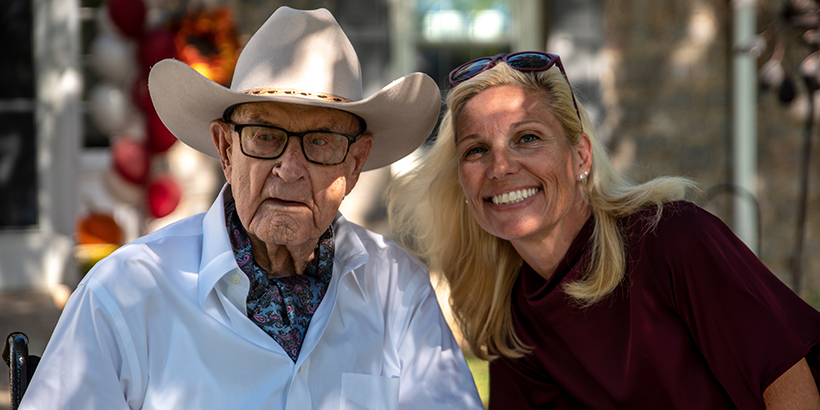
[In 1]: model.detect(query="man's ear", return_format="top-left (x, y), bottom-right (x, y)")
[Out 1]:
top-left (211, 120), bottom-right (234, 182)
top-left (344, 134), bottom-right (373, 195)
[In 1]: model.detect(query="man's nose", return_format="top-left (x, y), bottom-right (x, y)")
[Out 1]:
top-left (272, 136), bottom-right (308, 182)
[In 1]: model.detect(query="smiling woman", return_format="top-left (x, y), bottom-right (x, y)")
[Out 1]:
top-left (455, 85), bottom-right (590, 259)
top-left (386, 58), bottom-right (820, 409)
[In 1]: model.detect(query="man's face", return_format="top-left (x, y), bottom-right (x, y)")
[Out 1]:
top-left (212, 101), bottom-right (373, 251)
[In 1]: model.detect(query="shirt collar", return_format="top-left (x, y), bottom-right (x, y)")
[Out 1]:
top-left (198, 184), bottom-right (245, 308)
top-left (197, 184), bottom-right (370, 307)
top-left (330, 212), bottom-right (369, 300)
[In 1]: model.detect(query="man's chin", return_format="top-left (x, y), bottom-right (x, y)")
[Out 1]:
top-left (249, 216), bottom-right (323, 247)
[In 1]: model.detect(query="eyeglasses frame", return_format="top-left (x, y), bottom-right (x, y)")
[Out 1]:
top-left (227, 122), bottom-right (363, 166)
top-left (448, 51), bottom-right (583, 131)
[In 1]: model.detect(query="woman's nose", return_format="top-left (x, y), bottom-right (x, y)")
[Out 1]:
top-left (487, 148), bottom-right (519, 179)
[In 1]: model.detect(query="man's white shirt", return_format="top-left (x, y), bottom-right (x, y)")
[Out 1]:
top-left (21, 185), bottom-right (482, 409)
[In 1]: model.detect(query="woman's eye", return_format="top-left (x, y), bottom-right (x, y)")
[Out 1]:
top-left (464, 146), bottom-right (486, 157)
top-left (519, 134), bottom-right (540, 143)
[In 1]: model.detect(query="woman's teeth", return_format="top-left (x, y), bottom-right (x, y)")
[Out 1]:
top-left (491, 188), bottom-right (539, 205)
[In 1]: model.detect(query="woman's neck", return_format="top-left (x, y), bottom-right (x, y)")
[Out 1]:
top-left (512, 198), bottom-right (592, 281)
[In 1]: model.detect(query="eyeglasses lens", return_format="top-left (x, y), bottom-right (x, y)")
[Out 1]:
top-left (451, 58), bottom-right (493, 83)
top-left (303, 133), bottom-right (349, 164)
top-left (243, 126), bottom-right (287, 157)
top-left (241, 125), bottom-right (349, 164)
top-left (506, 53), bottom-right (554, 70)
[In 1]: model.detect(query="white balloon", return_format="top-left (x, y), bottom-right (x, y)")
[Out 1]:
top-left (90, 34), bottom-right (136, 85)
top-left (89, 83), bottom-right (133, 136)
top-left (96, 5), bottom-right (120, 36)
top-left (104, 168), bottom-right (143, 205)
top-left (118, 111), bottom-right (147, 143)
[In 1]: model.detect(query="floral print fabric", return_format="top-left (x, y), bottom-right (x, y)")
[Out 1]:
top-left (225, 199), bottom-right (334, 362)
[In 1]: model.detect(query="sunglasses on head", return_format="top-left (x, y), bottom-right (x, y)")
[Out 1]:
top-left (448, 51), bottom-right (582, 128)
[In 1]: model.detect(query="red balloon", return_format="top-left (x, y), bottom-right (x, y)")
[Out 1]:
top-left (146, 175), bottom-right (181, 219)
top-left (106, 0), bottom-right (146, 38)
top-left (111, 136), bottom-right (150, 184)
top-left (138, 28), bottom-right (177, 70)
top-left (131, 75), bottom-right (153, 113)
top-left (146, 110), bottom-right (177, 153)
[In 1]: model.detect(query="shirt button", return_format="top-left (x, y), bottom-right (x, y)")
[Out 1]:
top-left (298, 366), bottom-right (303, 373)
top-left (231, 275), bottom-right (240, 284)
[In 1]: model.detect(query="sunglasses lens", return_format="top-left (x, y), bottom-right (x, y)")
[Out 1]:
top-left (450, 58), bottom-right (493, 83)
top-left (506, 53), bottom-right (554, 70)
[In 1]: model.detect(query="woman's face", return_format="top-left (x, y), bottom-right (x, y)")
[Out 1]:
top-left (456, 85), bottom-right (590, 245)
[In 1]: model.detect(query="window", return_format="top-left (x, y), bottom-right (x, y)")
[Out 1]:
top-left (0, 0), bottom-right (38, 228)
top-left (415, 0), bottom-right (512, 88)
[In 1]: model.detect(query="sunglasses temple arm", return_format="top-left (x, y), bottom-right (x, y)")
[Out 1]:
top-left (556, 64), bottom-right (584, 133)
top-left (571, 95), bottom-right (583, 132)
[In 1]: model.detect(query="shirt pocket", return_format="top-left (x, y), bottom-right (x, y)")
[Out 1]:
top-left (340, 373), bottom-right (400, 410)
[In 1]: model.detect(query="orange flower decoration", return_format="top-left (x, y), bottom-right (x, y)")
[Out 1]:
top-left (174, 7), bottom-right (240, 86)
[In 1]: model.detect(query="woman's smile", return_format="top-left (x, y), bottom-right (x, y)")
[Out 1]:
top-left (488, 187), bottom-right (540, 205)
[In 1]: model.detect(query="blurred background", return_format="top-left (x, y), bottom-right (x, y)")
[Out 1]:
top-left (2, 0), bottom-right (820, 407)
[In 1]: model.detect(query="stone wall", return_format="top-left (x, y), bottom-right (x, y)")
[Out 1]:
top-left (600, 0), bottom-right (820, 300)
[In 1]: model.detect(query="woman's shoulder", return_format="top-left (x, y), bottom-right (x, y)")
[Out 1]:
top-left (620, 201), bottom-right (738, 294)
top-left (622, 200), bottom-right (730, 251)
top-left (628, 200), bottom-right (718, 232)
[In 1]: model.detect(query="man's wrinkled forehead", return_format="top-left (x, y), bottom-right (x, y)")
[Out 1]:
top-left (223, 101), bottom-right (365, 133)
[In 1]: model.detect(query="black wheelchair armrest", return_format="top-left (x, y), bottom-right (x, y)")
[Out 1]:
top-left (3, 332), bottom-right (39, 410)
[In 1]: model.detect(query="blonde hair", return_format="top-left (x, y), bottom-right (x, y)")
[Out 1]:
top-left (385, 63), bottom-right (696, 360)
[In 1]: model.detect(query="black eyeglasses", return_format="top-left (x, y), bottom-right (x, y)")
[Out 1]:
top-left (228, 122), bottom-right (362, 166)
top-left (448, 51), bottom-right (582, 128)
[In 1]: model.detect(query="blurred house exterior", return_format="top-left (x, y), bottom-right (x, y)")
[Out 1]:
top-left (1, 0), bottom-right (818, 304)
top-left (599, 0), bottom-right (819, 301)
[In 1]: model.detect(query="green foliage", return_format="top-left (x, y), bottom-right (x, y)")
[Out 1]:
top-left (465, 353), bottom-right (490, 408)
top-left (806, 290), bottom-right (820, 312)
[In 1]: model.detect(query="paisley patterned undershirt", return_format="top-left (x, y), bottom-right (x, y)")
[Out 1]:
top-left (224, 199), bottom-right (334, 362)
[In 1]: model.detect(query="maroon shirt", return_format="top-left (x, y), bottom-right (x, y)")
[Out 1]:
top-left (490, 201), bottom-right (820, 409)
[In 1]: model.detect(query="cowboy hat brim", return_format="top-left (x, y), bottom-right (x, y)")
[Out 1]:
top-left (148, 59), bottom-right (441, 172)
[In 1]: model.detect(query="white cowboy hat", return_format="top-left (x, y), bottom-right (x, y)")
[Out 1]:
top-left (148, 6), bottom-right (441, 172)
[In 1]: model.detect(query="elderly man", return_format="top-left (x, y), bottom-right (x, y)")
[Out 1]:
top-left (21, 7), bottom-right (482, 410)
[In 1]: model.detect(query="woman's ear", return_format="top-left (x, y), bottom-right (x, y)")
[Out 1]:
top-left (211, 120), bottom-right (233, 181)
top-left (576, 132), bottom-right (592, 174)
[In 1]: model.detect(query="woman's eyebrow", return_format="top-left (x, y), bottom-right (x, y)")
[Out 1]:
top-left (509, 119), bottom-right (541, 129)
top-left (456, 132), bottom-right (477, 143)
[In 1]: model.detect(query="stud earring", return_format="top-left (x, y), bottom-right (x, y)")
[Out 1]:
top-left (579, 171), bottom-right (588, 180)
